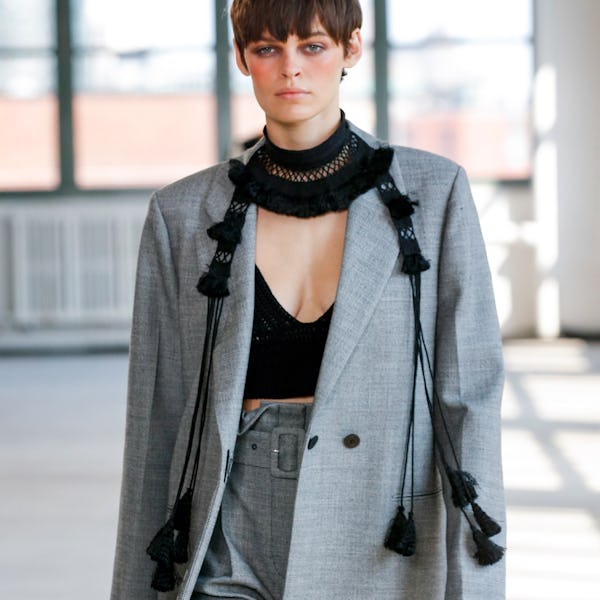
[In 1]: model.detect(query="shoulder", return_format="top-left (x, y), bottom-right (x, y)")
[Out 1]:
top-left (391, 146), bottom-right (467, 213)
top-left (348, 122), bottom-right (480, 255)
top-left (151, 161), bottom-right (232, 220)
top-left (150, 141), bottom-right (263, 223)
top-left (392, 145), bottom-right (460, 182)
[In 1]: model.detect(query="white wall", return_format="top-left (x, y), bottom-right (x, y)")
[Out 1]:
top-left (534, 0), bottom-right (600, 336)
top-left (473, 181), bottom-right (537, 339)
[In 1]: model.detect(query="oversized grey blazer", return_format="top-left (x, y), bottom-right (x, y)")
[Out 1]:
top-left (111, 124), bottom-right (505, 600)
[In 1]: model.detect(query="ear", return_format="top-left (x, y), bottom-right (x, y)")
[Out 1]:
top-left (343, 28), bottom-right (363, 68)
top-left (234, 41), bottom-right (250, 76)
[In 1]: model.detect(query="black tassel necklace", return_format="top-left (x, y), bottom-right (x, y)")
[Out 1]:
top-left (146, 118), bottom-right (503, 592)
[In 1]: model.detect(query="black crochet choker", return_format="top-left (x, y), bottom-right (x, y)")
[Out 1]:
top-left (261, 113), bottom-right (349, 171)
top-left (243, 114), bottom-right (376, 218)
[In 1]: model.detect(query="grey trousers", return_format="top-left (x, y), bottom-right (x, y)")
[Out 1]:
top-left (193, 402), bottom-right (312, 600)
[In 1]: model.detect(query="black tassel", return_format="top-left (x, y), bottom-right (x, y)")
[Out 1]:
top-left (173, 528), bottom-right (189, 564)
top-left (384, 506), bottom-right (416, 556)
top-left (472, 502), bottom-right (501, 537)
top-left (387, 194), bottom-right (415, 219)
top-left (146, 518), bottom-right (174, 565)
top-left (402, 253), bottom-right (430, 275)
top-left (151, 561), bottom-right (177, 592)
top-left (173, 488), bottom-right (193, 531)
top-left (472, 528), bottom-right (505, 566)
top-left (147, 518), bottom-right (177, 591)
top-left (207, 218), bottom-right (243, 252)
top-left (196, 270), bottom-right (230, 298)
top-left (227, 159), bottom-right (248, 185)
top-left (172, 488), bottom-right (193, 563)
top-left (371, 147), bottom-right (394, 172)
top-left (447, 469), bottom-right (478, 508)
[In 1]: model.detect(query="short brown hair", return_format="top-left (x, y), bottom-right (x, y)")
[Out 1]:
top-left (230, 0), bottom-right (362, 58)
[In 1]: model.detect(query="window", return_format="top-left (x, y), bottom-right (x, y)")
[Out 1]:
top-left (71, 0), bottom-right (217, 188)
top-left (0, 0), bottom-right (532, 194)
top-left (0, 0), bottom-right (59, 190)
top-left (340, 0), bottom-right (376, 135)
top-left (387, 0), bottom-right (533, 179)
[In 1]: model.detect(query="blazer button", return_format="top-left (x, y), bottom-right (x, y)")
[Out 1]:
top-left (307, 435), bottom-right (319, 450)
top-left (343, 433), bottom-right (360, 449)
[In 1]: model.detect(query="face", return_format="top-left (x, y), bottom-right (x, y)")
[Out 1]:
top-left (235, 21), bottom-right (362, 132)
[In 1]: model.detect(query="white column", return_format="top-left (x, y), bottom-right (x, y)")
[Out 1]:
top-left (534, 0), bottom-right (600, 336)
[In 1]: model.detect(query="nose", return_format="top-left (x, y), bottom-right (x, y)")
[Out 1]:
top-left (280, 50), bottom-right (301, 79)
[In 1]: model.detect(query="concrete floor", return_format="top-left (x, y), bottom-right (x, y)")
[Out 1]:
top-left (0, 339), bottom-right (599, 599)
top-left (501, 339), bottom-right (600, 600)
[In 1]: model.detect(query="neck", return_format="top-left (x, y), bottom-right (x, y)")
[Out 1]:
top-left (265, 107), bottom-right (343, 151)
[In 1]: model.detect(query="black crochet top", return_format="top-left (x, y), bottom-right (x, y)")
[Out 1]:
top-left (243, 265), bottom-right (334, 399)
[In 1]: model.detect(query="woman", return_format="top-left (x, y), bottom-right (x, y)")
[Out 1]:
top-left (111, 1), bottom-right (506, 599)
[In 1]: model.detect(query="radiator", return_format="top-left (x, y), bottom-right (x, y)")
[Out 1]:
top-left (7, 206), bottom-right (145, 327)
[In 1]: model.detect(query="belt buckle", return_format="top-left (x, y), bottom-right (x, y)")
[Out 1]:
top-left (270, 426), bottom-right (305, 479)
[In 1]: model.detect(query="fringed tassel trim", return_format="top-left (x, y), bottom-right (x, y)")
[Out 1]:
top-left (147, 295), bottom-right (226, 592)
top-left (148, 166), bottom-right (250, 590)
top-left (376, 163), bottom-right (503, 568)
top-left (197, 167), bottom-right (252, 298)
top-left (146, 518), bottom-right (176, 591)
top-left (472, 527), bottom-right (505, 565)
top-left (375, 171), bottom-right (430, 275)
top-left (384, 506), bottom-right (416, 556)
top-left (472, 501), bottom-right (502, 538)
top-left (447, 468), bottom-right (478, 508)
top-left (386, 265), bottom-right (420, 558)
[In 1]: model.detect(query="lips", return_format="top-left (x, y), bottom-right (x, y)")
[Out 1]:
top-left (275, 88), bottom-right (309, 98)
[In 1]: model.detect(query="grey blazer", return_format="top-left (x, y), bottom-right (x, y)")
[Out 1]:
top-left (111, 125), bottom-right (505, 600)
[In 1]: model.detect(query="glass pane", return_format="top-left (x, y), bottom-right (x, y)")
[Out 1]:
top-left (72, 0), bottom-right (215, 49)
top-left (0, 55), bottom-right (59, 190)
top-left (74, 49), bottom-right (215, 93)
top-left (341, 48), bottom-right (375, 135)
top-left (341, 0), bottom-right (376, 135)
top-left (72, 0), bottom-right (216, 188)
top-left (74, 91), bottom-right (217, 188)
top-left (388, 0), bottom-right (532, 44)
top-left (0, 0), bottom-right (55, 48)
top-left (230, 50), bottom-right (264, 154)
top-left (360, 0), bottom-right (375, 45)
top-left (388, 43), bottom-right (532, 179)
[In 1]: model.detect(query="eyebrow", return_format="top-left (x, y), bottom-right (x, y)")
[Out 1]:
top-left (256, 30), bottom-right (329, 42)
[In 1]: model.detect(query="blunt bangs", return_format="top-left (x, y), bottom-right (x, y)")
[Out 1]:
top-left (231, 0), bottom-right (362, 51)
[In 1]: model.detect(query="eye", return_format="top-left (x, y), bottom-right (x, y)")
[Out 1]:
top-left (304, 43), bottom-right (325, 54)
top-left (254, 45), bottom-right (276, 56)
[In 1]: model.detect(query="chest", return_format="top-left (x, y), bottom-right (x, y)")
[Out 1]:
top-left (255, 207), bottom-right (348, 322)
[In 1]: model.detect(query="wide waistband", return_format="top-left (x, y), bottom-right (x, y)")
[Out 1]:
top-left (239, 402), bottom-right (313, 434)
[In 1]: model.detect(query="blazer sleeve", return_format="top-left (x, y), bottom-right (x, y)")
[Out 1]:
top-left (111, 193), bottom-right (185, 600)
top-left (434, 167), bottom-right (506, 600)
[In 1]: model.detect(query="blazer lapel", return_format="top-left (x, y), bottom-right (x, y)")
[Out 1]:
top-left (314, 152), bottom-right (406, 408)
